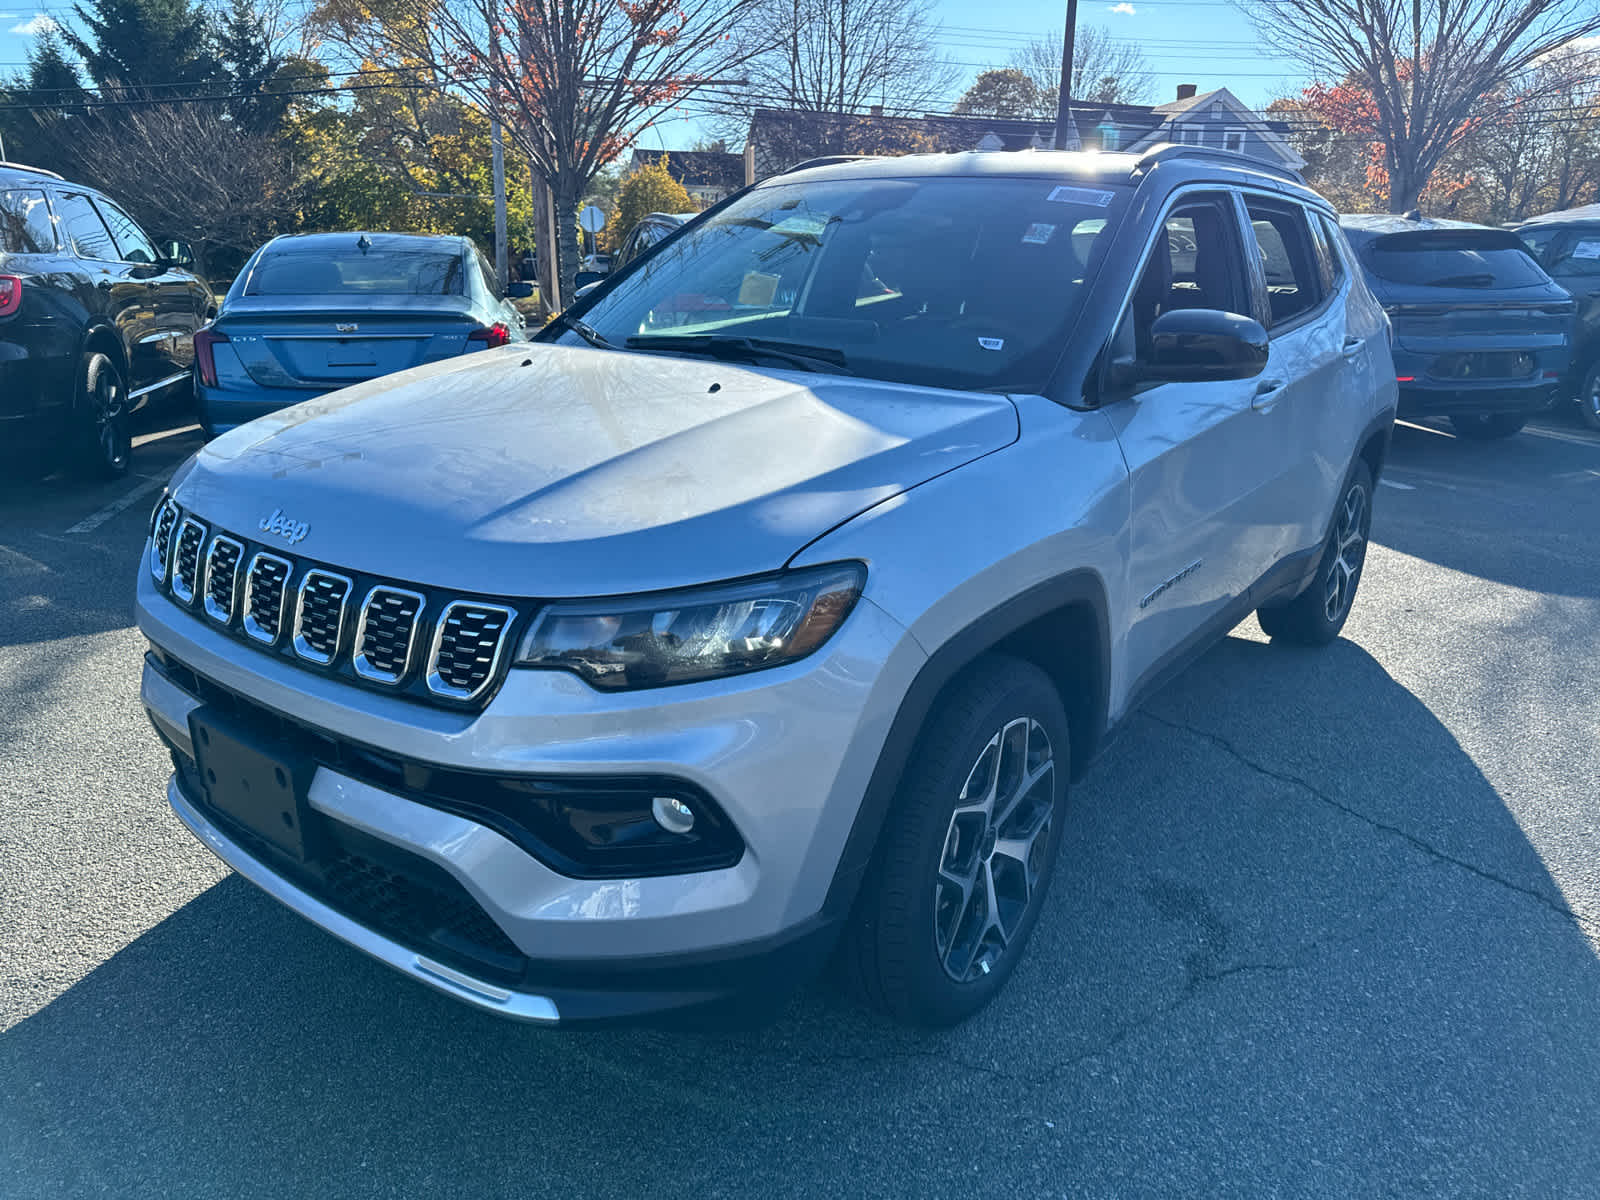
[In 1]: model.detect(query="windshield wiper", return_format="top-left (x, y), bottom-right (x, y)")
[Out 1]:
top-left (551, 312), bottom-right (614, 348)
top-left (1424, 273), bottom-right (1497, 288)
top-left (623, 334), bottom-right (850, 374)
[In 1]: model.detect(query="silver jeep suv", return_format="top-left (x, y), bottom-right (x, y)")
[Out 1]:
top-left (138, 148), bottom-right (1396, 1028)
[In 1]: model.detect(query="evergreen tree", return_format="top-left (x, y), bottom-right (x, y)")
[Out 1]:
top-left (63, 0), bottom-right (220, 93)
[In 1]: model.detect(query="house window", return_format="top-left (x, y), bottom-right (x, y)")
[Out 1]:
top-left (1224, 128), bottom-right (1244, 153)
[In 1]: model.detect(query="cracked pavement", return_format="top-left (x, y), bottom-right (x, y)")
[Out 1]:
top-left (3, 415), bottom-right (1600, 1197)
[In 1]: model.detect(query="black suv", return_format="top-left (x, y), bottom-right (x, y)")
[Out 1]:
top-left (0, 161), bottom-right (215, 477)
top-left (1516, 205), bottom-right (1600, 430)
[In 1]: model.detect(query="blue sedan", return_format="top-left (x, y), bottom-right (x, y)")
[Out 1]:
top-left (194, 232), bottom-right (529, 436)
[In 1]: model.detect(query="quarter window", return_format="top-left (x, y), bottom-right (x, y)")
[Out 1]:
top-left (94, 200), bottom-right (159, 265)
top-left (1309, 211), bottom-right (1347, 293)
top-left (0, 188), bottom-right (54, 253)
top-left (1245, 200), bottom-right (1323, 328)
top-left (54, 191), bottom-right (119, 261)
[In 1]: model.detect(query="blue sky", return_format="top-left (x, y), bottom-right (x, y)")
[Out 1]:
top-left (2, 1), bottom-right (1310, 145)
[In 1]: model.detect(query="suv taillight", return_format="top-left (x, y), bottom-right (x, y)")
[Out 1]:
top-left (0, 275), bottom-right (21, 318)
top-left (468, 322), bottom-right (511, 349)
top-left (194, 326), bottom-right (228, 387)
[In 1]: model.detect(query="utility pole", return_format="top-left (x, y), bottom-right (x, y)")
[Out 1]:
top-left (490, 24), bottom-right (508, 290)
top-left (1053, 0), bottom-right (1080, 151)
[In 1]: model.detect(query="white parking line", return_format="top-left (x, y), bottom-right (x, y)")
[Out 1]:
top-left (64, 475), bottom-right (166, 536)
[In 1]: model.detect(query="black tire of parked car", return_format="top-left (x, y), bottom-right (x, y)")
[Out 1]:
top-left (839, 654), bottom-right (1070, 1028)
top-left (1448, 411), bottom-right (1529, 439)
top-left (71, 350), bottom-right (132, 479)
top-left (1258, 458), bottom-right (1374, 646)
top-left (1577, 360), bottom-right (1600, 433)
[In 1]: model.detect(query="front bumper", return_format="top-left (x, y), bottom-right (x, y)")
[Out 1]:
top-left (138, 552), bottom-right (923, 1022)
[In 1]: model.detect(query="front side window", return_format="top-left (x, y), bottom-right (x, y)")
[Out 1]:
top-left (1543, 230), bottom-right (1600, 278)
top-left (245, 246), bottom-right (466, 295)
top-left (569, 176), bottom-right (1130, 392)
top-left (1120, 193), bottom-right (1250, 359)
top-left (94, 200), bottom-right (159, 265)
top-left (0, 188), bottom-right (54, 254)
top-left (1245, 200), bottom-right (1323, 327)
top-left (54, 191), bottom-right (119, 262)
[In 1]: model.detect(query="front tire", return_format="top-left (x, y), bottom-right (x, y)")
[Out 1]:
top-left (1258, 459), bottom-right (1373, 646)
top-left (1449, 411), bottom-right (1528, 440)
top-left (840, 655), bottom-right (1069, 1027)
top-left (71, 351), bottom-right (131, 479)
top-left (1577, 361), bottom-right (1600, 432)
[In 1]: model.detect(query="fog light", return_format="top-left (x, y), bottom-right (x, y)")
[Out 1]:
top-left (651, 795), bottom-right (695, 835)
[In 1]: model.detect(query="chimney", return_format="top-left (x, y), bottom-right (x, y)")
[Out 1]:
top-left (869, 104), bottom-right (884, 117)
top-left (1176, 83), bottom-right (1198, 102)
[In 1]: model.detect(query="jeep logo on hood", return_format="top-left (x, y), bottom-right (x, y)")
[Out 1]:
top-left (259, 508), bottom-right (310, 544)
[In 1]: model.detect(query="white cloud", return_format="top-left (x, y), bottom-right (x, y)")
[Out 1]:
top-left (9, 13), bottom-right (57, 35)
top-left (1108, 2), bottom-right (1137, 13)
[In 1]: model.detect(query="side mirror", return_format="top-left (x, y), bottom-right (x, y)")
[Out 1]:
top-left (506, 281), bottom-right (535, 299)
top-left (162, 240), bottom-right (196, 270)
top-left (1113, 309), bottom-right (1269, 388)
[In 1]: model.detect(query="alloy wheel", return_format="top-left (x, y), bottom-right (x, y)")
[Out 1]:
top-left (1323, 480), bottom-right (1369, 624)
top-left (934, 716), bottom-right (1057, 983)
top-left (93, 362), bottom-right (129, 473)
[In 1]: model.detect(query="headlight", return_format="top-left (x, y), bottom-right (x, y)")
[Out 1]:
top-left (514, 563), bottom-right (866, 690)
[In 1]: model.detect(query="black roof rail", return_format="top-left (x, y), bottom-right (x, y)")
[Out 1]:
top-left (0, 160), bottom-right (65, 180)
top-left (779, 155), bottom-right (877, 175)
top-left (1133, 144), bottom-right (1304, 184)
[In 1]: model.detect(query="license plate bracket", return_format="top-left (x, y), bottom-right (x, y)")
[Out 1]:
top-left (189, 708), bottom-right (320, 862)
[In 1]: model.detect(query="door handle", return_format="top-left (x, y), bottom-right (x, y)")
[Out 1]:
top-left (1252, 379), bottom-right (1285, 411)
top-left (1342, 336), bottom-right (1365, 357)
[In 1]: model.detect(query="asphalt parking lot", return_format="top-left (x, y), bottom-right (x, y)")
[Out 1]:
top-left (3, 410), bottom-right (1599, 1197)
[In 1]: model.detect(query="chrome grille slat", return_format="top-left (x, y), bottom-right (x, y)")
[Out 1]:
top-left (170, 518), bottom-right (207, 604)
top-left (243, 552), bottom-right (293, 645)
top-left (353, 587), bottom-right (426, 684)
top-left (426, 602), bottom-right (516, 701)
top-left (149, 498), bottom-right (180, 582)
top-left (202, 536), bottom-right (245, 624)
top-left (292, 570), bottom-right (353, 665)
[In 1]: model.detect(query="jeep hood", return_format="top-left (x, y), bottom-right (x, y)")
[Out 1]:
top-left (175, 343), bottom-right (1018, 596)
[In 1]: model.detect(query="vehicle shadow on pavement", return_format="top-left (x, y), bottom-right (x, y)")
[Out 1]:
top-left (3, 637), bottom-right (1598, 1196)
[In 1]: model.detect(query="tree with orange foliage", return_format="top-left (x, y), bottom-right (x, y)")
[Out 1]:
top-left (1243, 0), bottom-right (1600, 213)
top-left (315, 0), bottom-right (763, 306)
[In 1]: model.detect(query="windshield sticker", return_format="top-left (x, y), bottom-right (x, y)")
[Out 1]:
top-left (1047, 185), bottom-right (1115, 207)
top-left (1573, 240), bottom-right (1600, 260)
top-left (978, 337), bottom-right (1005, 351)
top-left (737, 271), bottom-right (781, 307)
top-left (1022, 222), bottom-right (1056, 245)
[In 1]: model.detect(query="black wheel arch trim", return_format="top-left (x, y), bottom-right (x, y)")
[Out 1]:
top-left (819, 568), bottom-right (1111, 921)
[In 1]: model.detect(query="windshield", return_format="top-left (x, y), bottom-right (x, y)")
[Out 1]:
top-left (1362, 232), bottom-right (1548, 289)
top-left (246, 247), bottom-right (465, 296)
top-left (565, 176), bottom-right (1129, 391)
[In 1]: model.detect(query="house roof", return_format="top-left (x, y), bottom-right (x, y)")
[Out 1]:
top-left (1151, 87), bottom-right (1228, 116)
top-left (629, 148), bottom-right (744, 192)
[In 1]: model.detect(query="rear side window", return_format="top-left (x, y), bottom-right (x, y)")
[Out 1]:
top-left (0, 188), bottom-right (54, 253)
top-left (1245, 200), bottom-right (1323, 327)
top-left (1364, 231), bottom-right (1548, 288)
top-left (55, 191), bottom-right (119, 261)
top-left (246, 247), bottom-right (466, 295)
top-left (94, 200), bottom-right (159, 265)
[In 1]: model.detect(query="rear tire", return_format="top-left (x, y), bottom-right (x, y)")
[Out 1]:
top-left (839, 655), bottom-right (1069, 1028)
top-left (1258, 460), bottom-right (1373, 647)
top-left (1577, 361), bottom-right (1600, 432)
top-left (71, 351), bottom-right (131, 479)
top-left (1448, 411), bottom-right (1527, 440)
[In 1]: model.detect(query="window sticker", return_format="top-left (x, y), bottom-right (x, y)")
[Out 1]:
top-left (1047, 185), bottom-right (1115, 207)
top-left (737, 271), bottom-right (781, 306)
top-left (978, 337), bottom-right (1005, 350)
top-left (1022, 222), bottom-right (1056, 245)
top-left (1571, 240), bottom-right (1600, 260)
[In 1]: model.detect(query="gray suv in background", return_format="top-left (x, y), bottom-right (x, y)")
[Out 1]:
top-left (138, 148), bottom-right (1396, 1028)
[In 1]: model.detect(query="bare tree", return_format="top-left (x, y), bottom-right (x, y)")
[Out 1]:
top-left (1241, 0), bottom-right (1600, 212)
top-left (315, 0), bottom-right (762, 305)
top-left (67, 101), bottom-right (306, 266)
top-left (1009, 24), bottom-right (1154, 112)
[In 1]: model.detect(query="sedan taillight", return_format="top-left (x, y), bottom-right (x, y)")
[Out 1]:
top-left (194, 326), bottom-right (229, 387)
top-left (0, 275), bottom-right (21, 318)
top-left (468, 322), bottom-right (512, 349)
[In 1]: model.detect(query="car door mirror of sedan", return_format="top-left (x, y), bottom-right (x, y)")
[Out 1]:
top-left (1109, 309), bottom-right (1270, 390)
top-left (506, 281), bottom-right (535, 299)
